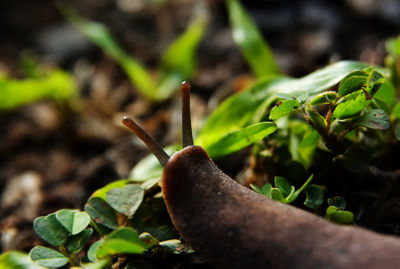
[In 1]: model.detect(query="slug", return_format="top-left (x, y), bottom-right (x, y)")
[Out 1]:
top-left (123, 82), bottom-right (400, 269)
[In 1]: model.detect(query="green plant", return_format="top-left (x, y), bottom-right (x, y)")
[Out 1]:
top-left (325, 196), bottom-right (355, 224)
top-left (269, 67), bottom-right (390, 154)
top-left (57, 1), bottom-right (207, 102)
top-left (226, 0), bottom-right (279, 77)
top-left (0, 180), bottom-right (192, 268)
top-left (251, 174), bottom-right (324, 210)
top-left (0, 59), bottom-right (76, 111)
top-left (385, 36), bottom-right (400, 88)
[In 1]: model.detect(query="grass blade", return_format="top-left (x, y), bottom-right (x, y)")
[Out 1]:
top-left (226, 0), bottom-right (279, 77)
top-left (58, 2), bottom-right (157, 100)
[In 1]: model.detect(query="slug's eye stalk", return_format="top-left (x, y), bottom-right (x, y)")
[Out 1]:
top-left (122, 116), bottom-right (170, 167)
top-left (123, 82), bottom-right (194, 165)
top-left (181, 81), bottom-right (194, 148)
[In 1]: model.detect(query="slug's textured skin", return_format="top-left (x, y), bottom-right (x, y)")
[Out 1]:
top-left (162, 146), bottom-right (400, 269)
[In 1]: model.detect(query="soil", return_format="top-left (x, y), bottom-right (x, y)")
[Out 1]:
top-left (1, 0), bottom-right (400, 268)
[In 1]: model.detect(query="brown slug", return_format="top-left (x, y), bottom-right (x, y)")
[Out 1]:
top-left (123, 82), bottom-right (400, 269)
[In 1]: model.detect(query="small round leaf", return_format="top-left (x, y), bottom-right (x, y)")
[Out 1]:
top-left (304, 184), bottom-right (324, 209)
top-left (85, 197), bottom-right (119, 229)
top-left (88, 240), bottom-right (104, 262)
top-left (29, 246), bottom-right (68, 268)
top-left (33, 214), bottom-right (69, 247)
top-left (332, 211), bottom-right (354, 224)
top-left (274, 176), bottom-right (292, 197)
top-left (270, 188), bottom-right (285, 202)
top-left (96, 228), bottom-right (150, 259)
top-left (105, 185), bottom-right (144, 218)
top-left (269, 99), bottom-right (300, 120)
top-left (56, 209), bottom-right (91, 235)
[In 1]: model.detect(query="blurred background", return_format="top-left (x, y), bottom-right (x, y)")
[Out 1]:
top-left (1, 0), bottom-right (400, 253)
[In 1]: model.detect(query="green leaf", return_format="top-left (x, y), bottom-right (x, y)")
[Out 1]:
top-left (338, 67), bottom-right (384, 97)
top-left (60, 2), bottom-right (206, 102)
top-left (105, 184), bottom-right (144, 218)
top-left (335, 67), bottom-right (384, 118)
top-left (366, 69), bottom-right (384, 96)
top-left (333, 90), bottom-right (370, 119)
top-left (373, 98), bottom-right (390, 115)
top-left (106, 227), bottom-right (148, 244)
top-left (250, 183), bottom-right (272, 198)
top-left (29, 246), bottom-right (68, 268)
top-left (58, 3), bottom-right (157, 101)
top-left (261, 183), bottom-right (272, 198)
top-left (273, 61), bottom-right (382, 98)
top-left (392, 103), bottom-right (400, 120)
top-left (88, 240), bottom-right (104, 262)
top-left (270, 188), bottom-right (285, 202)
top-left (304, 184), bottom-right (324, 209)
top-left (289, 121), bottom-right (309, 161)
top-left (56, 209), bottom-right (91, 235)
top-left (269, 99), bottom-right (300, 120)
top-left (129, 145), bottom-right (178, 182)
top-left (139, 232), bottom-right (159, 246)
top-left (274, 176), bottom-right (292, 197)
top-left (226, 0), bottom-right (279, 77)
top-left (85, 197), bottom-right (119, 229)
top-left (33, 214), bottom-right (69, 247)
top-left (386, 36), bottom-right (400, 58)
top-left (195, 76), bottom-right (285, 149)
top-left (196, 61), bottom-right (371, 151)
top-left (326, 205), bottom-right (339, 216)
top-left (338, 70), bottom-right (368, 96)
top-left (309, 91), bottom-right (338, 105)
top-left (333, 211), bottom-right (354, 224)
top-left (205, 121), bottom-right (277, 158)
top-left (305, 106), bottom-right (327, 135)
top-left (356, 109), bottom-right (389, 130)
top-left (158, 17), bottom-right (207, 99)
top-left (66, 228), bottom-right (93, 253)
top-left (326, 207), bottom-right (354, 225)
top-left (96, 227), bottom-right (150, 259)
top-left (0, 251), bottom-right (44, 269)
top-left (141, 177), bottom-right (160, 191)
top-left (374, 81), bottom-right (395, 109)
top-left (91, 179), bottom-right (131, 200)
top-left (297, 130), bottom-right (320, 169)
top-left (0, 70), bottom-right (76, 110)
top-left (249, 184), bottom-right (262, 193)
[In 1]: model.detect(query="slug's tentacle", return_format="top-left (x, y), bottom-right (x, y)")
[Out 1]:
top-left (181, 81), bottom-right (194, 147)
top-left (122, 116), bottom-right (170, 167)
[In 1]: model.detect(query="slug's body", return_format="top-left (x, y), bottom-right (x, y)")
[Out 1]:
top-left (124, 82), bottom-right (400, 269)
top-left (162, 145), bottom-right (400, 268)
